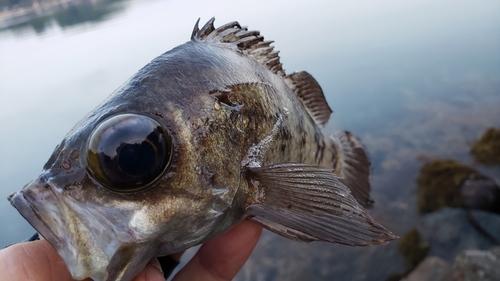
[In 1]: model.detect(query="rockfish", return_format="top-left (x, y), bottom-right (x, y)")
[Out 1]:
top-left (8, 18), bottom-right (396, 281)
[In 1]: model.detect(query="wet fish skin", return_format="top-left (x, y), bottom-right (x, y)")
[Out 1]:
top-left (8, 18), bottom-right (396, 281)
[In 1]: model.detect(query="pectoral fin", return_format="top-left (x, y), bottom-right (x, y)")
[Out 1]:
top-left (245, 163), bottom-right (396, 246)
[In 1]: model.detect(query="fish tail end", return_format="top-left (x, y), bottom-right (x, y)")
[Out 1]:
top-left (330, 131), bottom-right (373, 207)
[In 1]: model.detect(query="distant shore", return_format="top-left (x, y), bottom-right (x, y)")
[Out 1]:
top-left (0, 0), bottom-right (96, 30)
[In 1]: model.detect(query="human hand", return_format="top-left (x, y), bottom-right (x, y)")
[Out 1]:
top-left (0, 220), bottom-right (263, 281)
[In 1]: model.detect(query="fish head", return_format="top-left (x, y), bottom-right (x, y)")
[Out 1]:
top-left (8, 38), bottom-right (249, 281)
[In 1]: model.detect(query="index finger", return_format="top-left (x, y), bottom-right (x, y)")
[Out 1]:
top-left (0, 240), bottom-right (164, 281)
top-left (0, 240), bottom-right (76, 281)
top-left (173, 220), bottom-right (263, 281)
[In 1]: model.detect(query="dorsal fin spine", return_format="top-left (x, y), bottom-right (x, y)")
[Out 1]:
top-left (210, 21), bottom-right (240, 38)
top-left (197, 18), bottom-right (216, 39)
top-left (191, 18), bottom-right (201, 39)
top-left (236, 36), bottom-right (263, 49)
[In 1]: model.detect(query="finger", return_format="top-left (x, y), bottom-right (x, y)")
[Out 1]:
top-left (0, 240), bottom-right (76, 281)
top-left (137, 251), bottom-right (185, 280)
top-left (131, 261), bottom-right (165, 281)
top-left (0, 240), bottom-right (165, 281)
top-left (173, 220), bottom-right (263, 281)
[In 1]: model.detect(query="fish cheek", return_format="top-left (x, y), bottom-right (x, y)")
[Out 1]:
top-left (157, 98), bottom-right (245, 242)
top-left (200, 104), bottom-right (244, 197)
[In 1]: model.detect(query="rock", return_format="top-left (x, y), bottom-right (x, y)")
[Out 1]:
top-left (443, 247), bottom-right (500, 281)
top-left (417, 159), bottom-right (478, 213)
top-left (460, 178), bottom-right (500, 214)
top-left (417, 208), bottom-right (500, 263)
top-left (402, 256), bottom-right (451, 281)
top-left (416, 159), bottom-right (500, 214)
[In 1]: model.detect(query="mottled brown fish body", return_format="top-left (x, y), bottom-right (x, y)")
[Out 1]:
top-left (8, 18), bottom-right (395, 281)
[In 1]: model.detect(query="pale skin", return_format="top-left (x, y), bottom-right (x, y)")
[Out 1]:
top-left (0, 221), bottom-right (263, 281)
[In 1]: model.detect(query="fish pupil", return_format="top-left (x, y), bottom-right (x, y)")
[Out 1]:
top-left (87, 114), bottom-right (173, 192)
top-left (118, 142), bottom-right (156, 176)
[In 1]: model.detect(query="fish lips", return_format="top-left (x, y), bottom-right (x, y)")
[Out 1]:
top-left (8, 176), bottom-right (155, 281)
top-left (9, 177), bottom-right (111, 279)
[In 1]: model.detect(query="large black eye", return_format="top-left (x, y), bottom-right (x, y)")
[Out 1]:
top-left (87, 114), bottom-right (173, 192)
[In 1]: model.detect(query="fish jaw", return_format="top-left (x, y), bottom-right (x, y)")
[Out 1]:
top-left (8, 175), bottom-right (157, 281)
top-left (9, 176), bottom-right (110, 280)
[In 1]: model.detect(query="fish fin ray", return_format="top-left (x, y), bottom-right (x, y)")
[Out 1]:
top-left (191, 18), bottom-right (285, 76)
top-left (331, 131), bottom-right (373, 207)
top-left (245, 163), bottom-right (396, 246)
top-left (248, 216), bottom-right (316, 242)
top-left (191, 17), bottom-right (216, 40)
top-left (190, 18), bottom-right (202, 40)
top-left (284, 71), bottom-right (332, 126)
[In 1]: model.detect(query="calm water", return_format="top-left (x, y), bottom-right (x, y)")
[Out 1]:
top-left (1, 0), bottom-right (499, 280)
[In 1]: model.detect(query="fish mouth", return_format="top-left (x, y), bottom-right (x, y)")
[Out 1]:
top-left (9, 178), bottom-right (111, 280)
top-left (9, 176), bottom-right (161, 281)
top-left (9, 189), bottom-right (64, 248)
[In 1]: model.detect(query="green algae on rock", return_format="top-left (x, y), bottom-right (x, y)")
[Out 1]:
top-left (397, 228), bottom-right (430, 268)
top-left (386, 228), bottom-right (431, 281)
top-left (417, 159), bottom-right (500, 214)
top-left (417, 159), bottom-right (478, 214)
top-left (470, 128), bottom-right (500, 165)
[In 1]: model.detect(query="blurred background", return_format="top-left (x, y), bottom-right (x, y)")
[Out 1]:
top-left (1, 0), bottom-right (499, 280)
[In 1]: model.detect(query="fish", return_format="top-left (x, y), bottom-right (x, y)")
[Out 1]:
top-left (8, 18), bottom-right (397, 281)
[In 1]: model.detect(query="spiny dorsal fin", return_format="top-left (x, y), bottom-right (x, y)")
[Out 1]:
top-left (191, 18), bottom-right (285, 76)
top-left (284, 71), bottom-right (332, 126)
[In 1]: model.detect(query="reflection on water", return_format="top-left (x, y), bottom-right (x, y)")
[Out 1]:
top-left (1, 1), bottom-right (499, 280)
top-left (0, 0), bottom-right (129, 34)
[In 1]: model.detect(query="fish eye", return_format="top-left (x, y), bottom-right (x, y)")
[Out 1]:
top-left (87, 114), bottom-right (173, 192)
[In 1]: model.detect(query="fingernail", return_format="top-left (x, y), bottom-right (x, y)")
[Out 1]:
top-left (148, 258), bottom-right (163, 273)
top-left (145, 264), bottom-right (166, 281)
